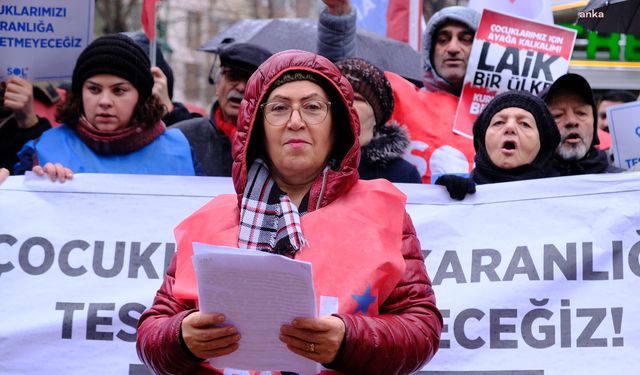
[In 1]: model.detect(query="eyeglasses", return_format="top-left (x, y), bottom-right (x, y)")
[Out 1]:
top-left (261, 100), bottom-right (331, 126)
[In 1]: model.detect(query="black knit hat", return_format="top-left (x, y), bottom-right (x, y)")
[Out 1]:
top-left (472, 90), bottom-right (561, 184)
top-left (122, 31), bottom-right (174, 99)
top-left (72, 34), bottom-right (154, 99)
top-left (474, 90), bottom-right (560, 164)
top-left (335, 58), bottom-right (394, 128)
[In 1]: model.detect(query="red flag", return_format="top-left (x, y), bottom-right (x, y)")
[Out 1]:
top-left (386, 0), bottom-right (422, 50)
top-left (141, 0), bottom-right (158, 41)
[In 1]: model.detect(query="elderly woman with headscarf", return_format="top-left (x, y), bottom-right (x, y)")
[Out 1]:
top-left (436, 90), bottom-right (561, 198)
top-left (335, 58), bottom-right (420, 183)
top-left (136, 50), bottom-right (442, 375)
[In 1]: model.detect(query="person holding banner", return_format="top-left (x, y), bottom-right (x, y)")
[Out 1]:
top-left (335, 58), bottom-right (421, 183)
top-left (137, 50), bottom-right (442, 374)
top-left (471, 91), bottom-right (561, 183)
top-left (0, 167), bottom-right (8, 184)
top-left (436, 91), bottom-right (560, 199)
top-left (13, 34), bottom-right (203, 179)
top-left (541, 73), bottom-right (623, 175)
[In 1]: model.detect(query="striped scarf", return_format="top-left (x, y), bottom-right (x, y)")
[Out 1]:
top-left (238, 158), bottom-right (306, 257)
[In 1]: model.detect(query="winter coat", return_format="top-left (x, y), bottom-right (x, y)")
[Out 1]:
top-left (316, 10), bottom-right (475, 183)
top-left (0, 115), bottom-right (50, 173)
top-left (552, 149), bottom-right (623, 176)
top-left (359, 121), bottom-right (421, 183)
top-left (421, 6), bottom-right (480, 96)
top-left (171, 103), bottom-right (233, 177)
top-left (13, 124), bottom-right (200, 175)
top-left (136, 50), bottom-right (442, 375)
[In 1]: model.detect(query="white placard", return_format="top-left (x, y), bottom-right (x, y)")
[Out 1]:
top-left (0, 0), bottom-right (94, 81)
top-left (607, 101), bottom-right (640, 170)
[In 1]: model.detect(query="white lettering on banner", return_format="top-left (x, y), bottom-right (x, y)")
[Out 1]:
top-left (1, 173), bottom-right (639, 374)
top-left (473, 42), bottom-right (558, 94)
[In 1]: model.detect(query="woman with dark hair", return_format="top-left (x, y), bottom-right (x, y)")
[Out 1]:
top-left (14, 34), bottom-right (201, 179)
top-left (136, 50), bottom-right (442, 375)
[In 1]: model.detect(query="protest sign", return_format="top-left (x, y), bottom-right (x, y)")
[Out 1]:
top-left (607, 101), bottom-right (640, 170)
top-left (453, 9), bottom-right (576, 138)
top-left (1, 172), bottom-right (639, 374)
top-left (0, 0), bottom-right (94, 81)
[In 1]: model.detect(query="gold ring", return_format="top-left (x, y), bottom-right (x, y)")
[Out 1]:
top-left (308, 342), bottom-right (315, 353)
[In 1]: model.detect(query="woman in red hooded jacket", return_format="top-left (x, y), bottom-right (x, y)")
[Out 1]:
top-left (136, 50), bottom-right (442, 375)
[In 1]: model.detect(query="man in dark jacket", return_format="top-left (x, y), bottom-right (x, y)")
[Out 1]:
top-left (542, 73), bottom-right (622, 175)
top-left (172, 43), bottom-right (271, 176)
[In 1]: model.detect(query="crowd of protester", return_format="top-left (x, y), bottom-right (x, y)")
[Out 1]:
top-left (1, 1), bottom-right (639, 373)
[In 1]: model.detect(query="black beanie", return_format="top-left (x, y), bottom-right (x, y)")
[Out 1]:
top-left (122, 31), bottom-right (174, 99)
top-left (335, 58), bottom-right (394, 129)
top-left (471, 90), bottom-right (561, 184)
top-left (473, 90), bottom-right (560, 162)
top-left (72, 34), bottom-right (154, 99)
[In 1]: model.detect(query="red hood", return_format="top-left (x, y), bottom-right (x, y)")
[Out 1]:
top-left (233, 50), bottom-right (361, 212)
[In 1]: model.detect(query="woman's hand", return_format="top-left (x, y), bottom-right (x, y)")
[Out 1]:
top-left (32, 162), bottom-right (74, 183)
top-left (151, 67), bottom-right (174, 115)
top-left (280, 316), bottom-right (345, 364)
top-left (181, 312), bottom-right (240, 360)
top-left (0, 168), bottom-right (9, 184)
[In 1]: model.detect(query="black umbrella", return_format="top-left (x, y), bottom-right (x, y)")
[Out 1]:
top-left (199, 18), bottom-right (423, 85)
top-left (575, 0), bottom-right (640, 36)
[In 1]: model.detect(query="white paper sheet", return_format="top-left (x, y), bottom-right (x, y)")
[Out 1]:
top-left (192, 243), bottom-right (320, 374)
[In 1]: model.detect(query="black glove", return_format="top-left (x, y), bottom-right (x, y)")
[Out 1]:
top-left (434, 174), bottom-right (476, 200)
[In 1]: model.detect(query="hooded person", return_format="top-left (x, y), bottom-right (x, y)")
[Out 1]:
top-left (13, 33), bottom-right (202, 179)
top-left (317, 1), bottom-right (479, 183)
top-left (435, 91), bottom-right (561, 199)
top-left (136, 50), bottom-right (442, 375)
top-left (422, 6), bottom-right (481, 96)
top-left (335, 58), bottom-right (421, 183)
top-left (471, 91), bottom-right (561, 184)
top-left (541, 73), bottom-right (622, 175)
